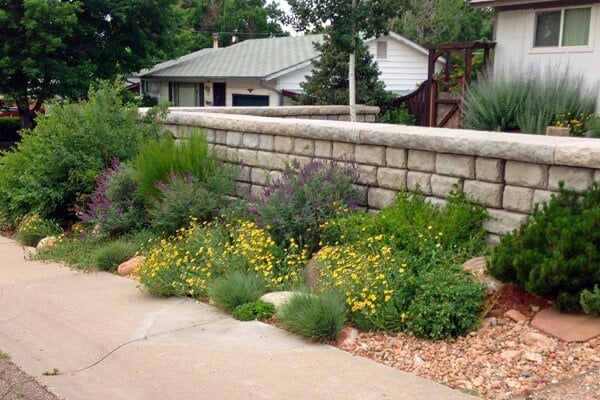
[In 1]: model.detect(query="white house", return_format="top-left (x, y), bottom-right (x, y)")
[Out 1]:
top-left (470, 0), bottom-right (600, 90)
top-left (135, 32), bottom-right (440, 107)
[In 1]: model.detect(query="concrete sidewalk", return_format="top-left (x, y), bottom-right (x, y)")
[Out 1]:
top-left (0, 235), bottom-right (475, 400)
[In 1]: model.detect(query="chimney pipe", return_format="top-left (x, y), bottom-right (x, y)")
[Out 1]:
top-left (212, 33), bottom-right (219, 49)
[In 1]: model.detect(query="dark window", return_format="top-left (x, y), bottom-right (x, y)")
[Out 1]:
top-left (213, 82), bottom-right (226, 106)
top-left (232, 94), bottom-right (270, 107)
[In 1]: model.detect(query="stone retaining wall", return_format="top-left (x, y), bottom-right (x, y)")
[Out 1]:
top-left (163, 105), bottom-right (380, 122)
top-left (154, 110), bottom-right (600, 241)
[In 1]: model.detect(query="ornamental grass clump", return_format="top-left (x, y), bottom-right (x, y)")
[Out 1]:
top-left (278, 292), bottom-right (346, 342)
top-left (254, 159), bottom-right (360, 253)
top-left (91, 240), bottom-right (138, 271)
top-left (489, 182), bottom-right (600, 312)
top-left (134, 131), bottom-right (216, 203)
top-left (207, 271), bottom-right (266, 311)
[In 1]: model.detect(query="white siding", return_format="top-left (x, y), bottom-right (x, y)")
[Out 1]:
top-left (367, 35), bottom-right (431, 93)
top-left (151, 79), bottom-right (280, 107)
top-left (275, 64), bottom-right (313, 92)
top-left (494, 5), bottom-right (600, 109)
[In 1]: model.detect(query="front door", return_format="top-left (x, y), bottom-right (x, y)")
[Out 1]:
top-left (213, 82), bottom-right (226, 106)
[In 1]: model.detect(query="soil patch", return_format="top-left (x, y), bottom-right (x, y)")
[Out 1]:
top-left (488, 284), bottom-right (553, 319)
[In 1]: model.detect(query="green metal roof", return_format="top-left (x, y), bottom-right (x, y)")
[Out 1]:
top-left (139, 34), bottom-right (324, 80)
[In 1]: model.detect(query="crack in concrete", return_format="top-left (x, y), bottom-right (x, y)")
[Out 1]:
top-left (61, 317), bottom-right (226, 376)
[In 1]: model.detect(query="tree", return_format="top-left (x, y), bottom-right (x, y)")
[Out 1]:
top-left (0, 0), bottom-right (176, 129)
top-left (286, 0), bottom-right (406, 113)
top-left (297, 35), bottom-right (393, 109)
top-left (395, 0), bottom-right (493, 46)
top-left (168, 0), bottom-right (286, 57)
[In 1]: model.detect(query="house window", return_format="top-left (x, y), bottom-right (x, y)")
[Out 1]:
top-left (376, 41), bottom-right (387, 59)
top-left (534, 7), bottom-right (591, 47)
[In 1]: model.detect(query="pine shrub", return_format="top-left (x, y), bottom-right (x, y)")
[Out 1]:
top-left (488, 182), bottom-right (600, 307)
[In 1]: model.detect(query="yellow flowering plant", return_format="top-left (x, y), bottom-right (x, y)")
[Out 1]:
top-left (135, 218), bottom-right (311, 298)
top-left (553, 112), bottom-right (594, 137)
top-left (15, 214), bottom-right (60, 247)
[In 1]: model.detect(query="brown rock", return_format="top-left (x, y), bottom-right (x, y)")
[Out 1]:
top-left (117, 255), bottom-right (145, 278)
top-left (521, 332), bottom-right (557, 352)
top-left (462, 256), bottom-right (504, 294)
top-left (504, 309), bottom-right (529, 323)
top-left (36, 236), bottom-right (56, 251)
top-left (337, 326), bottom-right (359, 347)
top-left (531, 308), bottom-right (600, 342)
top-left (500, 350), bottom-right (521, 361)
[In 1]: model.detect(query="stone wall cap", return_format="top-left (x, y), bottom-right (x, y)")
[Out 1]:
top-left (141, 109), bottom-right (600, 168)
top-left (144, 104), bottom-right (380, 117)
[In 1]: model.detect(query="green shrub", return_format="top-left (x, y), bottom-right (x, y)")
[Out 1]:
top-left (464, 67), bottom-right (598, 134)
top-left (207, 270), bottom-right (266, 311)
top-left (254, 160), bottom-right (360, 252)
top-left (15, 214), bottom-right (60, 247)
top-left (0, 81), bottom-right (162, 225)
top-left (278, 292), bottom-right (346, 342)
top-left (78, 160), bottom-right (148, 237)
top-left (134, 131), bottom-right (215, 203)
top-left (403, 267), bottom-right (484, 340)
top-left (380, 105), bottom-right (417, 125)
top-left (0, 117), bottom-right (20, 141)
top-left (318, 188), bottom-right (487, 339)
top-left (322, 189), bottom-right (489, 260)
top-left (149, 168), bottom-right (235, 235)
top-left (489, 182), bottom-right (600, 303)
top-left (91, 240), bottom-right (138, 271)
top-left (232, 300), bottom-right (275, 321)
top-left (580, 285), bottom-right (600, 316)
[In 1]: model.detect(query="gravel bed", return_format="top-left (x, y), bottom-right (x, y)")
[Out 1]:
top-left (339, 320), bottom-right (600, 399)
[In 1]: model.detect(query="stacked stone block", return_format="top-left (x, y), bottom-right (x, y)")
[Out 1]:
top-left (154, 110), bottom-right (600, 238)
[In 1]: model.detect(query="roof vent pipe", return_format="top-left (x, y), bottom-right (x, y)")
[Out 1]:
top-left (212, 33), bottom-right (219, 49)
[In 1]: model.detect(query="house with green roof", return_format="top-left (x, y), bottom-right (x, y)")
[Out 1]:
top-left (136, 32), bottom-right (439, 107)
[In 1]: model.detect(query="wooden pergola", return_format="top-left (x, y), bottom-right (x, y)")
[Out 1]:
top-left (395, 41), bottom-right (496, 128)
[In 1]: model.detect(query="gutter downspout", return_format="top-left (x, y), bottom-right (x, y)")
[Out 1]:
top-left (260, 80), bottom-right (283, 106)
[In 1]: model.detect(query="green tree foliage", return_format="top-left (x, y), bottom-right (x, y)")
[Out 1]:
top-left (297, 35), bottom-right (393, 108)
top-left (0, 0), bottom-right (176, 128)
top-left (168, 0), bottom-right (286, 56)
top-left (395, 0), bottom-right (493, 45)
top-left (286, 0), bottom-right (406, 107)
top-left (0, 82), bottom-right (161, 225)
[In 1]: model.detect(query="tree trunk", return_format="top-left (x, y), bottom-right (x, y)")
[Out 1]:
top-left (16, 99), bottom-right (40, 130)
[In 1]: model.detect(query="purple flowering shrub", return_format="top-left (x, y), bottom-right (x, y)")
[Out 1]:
top-left (253, 160), bottom-right (360, 253)
top-left (149, 166), bottom-right (235, 234)
top-left (78, 159), bottom-right (147, 237)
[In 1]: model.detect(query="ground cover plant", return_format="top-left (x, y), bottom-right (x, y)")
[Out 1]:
top-left (488, 182), bottom-right (600, 313)
top-left (464, 67), bottom-right (598, 134)
top-left (232, 300), bottom-right (275, 321)
top-left (318, 189), bottom-right (488, 339)
top-left (0, 81), bottom-right (163, 226)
